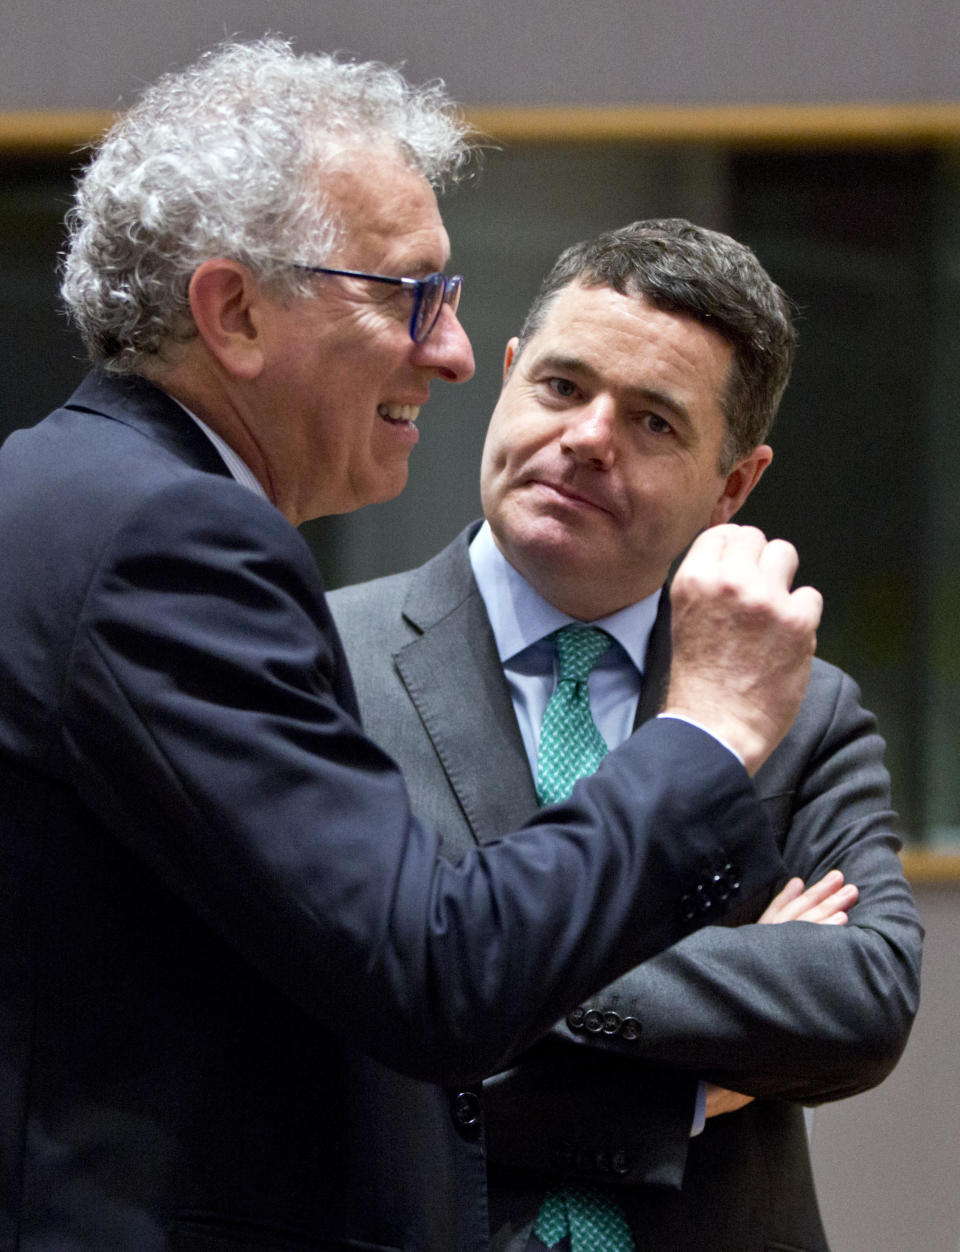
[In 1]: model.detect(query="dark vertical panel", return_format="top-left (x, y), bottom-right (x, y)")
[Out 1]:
top-left (0, 157), bottom-right (87, 441)
top-left (730, 150), bottom-right (936, 837)
top-left (923, 152), bottom-right (960, 844)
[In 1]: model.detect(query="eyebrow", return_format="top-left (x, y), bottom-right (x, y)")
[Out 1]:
top-left (532, 352), bottom-right (697, 434)
top-left (393, 252), bottom-right (451, 279)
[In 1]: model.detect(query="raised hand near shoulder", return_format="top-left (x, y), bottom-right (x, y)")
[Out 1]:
top-left (663, 524), bottom-right (822, 776)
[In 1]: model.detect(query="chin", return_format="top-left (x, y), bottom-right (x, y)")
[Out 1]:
top-left (358, 469), bottom-right (410, 511)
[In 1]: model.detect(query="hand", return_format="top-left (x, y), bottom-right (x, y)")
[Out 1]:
top-left (758, 869), bottom-right (859, 926)
top-left (664, 525), bottom-right (823, 775)
top-left (704, 869), bottom-right (858, 1120)
top-left (705, 1084), bottom-right (754, 1119)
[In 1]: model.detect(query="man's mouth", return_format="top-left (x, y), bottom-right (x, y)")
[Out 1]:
top-left (533, 478), bottom-right (616, 518)
top-left (378, 403), bottom-right (420, 426)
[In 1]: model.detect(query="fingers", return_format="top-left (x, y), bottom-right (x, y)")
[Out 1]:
top-left (756, 535), bottom-right (799, 587)
top-left (704, 1083), bottom-right (755, 1119)
top-left (758, 869), bottom-right (859, 926)
top-left (790, 585), bottom-right (824, 641)
top-left (756, 876), bottom-right (805, 923)
top-left (800, 881), bottom-right (858, 923)
top-left (683, 523), bottom-right (768, 572)
top-left (666, 524), bottom-right (824, 774)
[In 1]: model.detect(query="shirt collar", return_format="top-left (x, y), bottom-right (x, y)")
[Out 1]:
top-left (469, 520), bottom-right (660, 673)
top-left (173, 400), bottom-right (269, 501)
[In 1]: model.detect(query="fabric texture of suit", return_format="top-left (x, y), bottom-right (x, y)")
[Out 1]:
top-left (0, 375), bottom-right (791, 1252)
top-left (329, 524), bottom-right (923, 1252)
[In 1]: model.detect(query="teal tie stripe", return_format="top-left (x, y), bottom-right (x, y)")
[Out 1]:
top-left (534, 1185), bottom-right (635, 1252)
top-left (536, 626), bottom-right (611, 807)
top-left (534, 626), bottom-right (635, 1252)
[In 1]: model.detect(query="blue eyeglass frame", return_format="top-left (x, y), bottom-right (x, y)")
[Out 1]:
top-left (292, 264), bottom-right (462, 344)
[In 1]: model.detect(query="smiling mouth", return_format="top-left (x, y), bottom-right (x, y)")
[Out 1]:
top-left (378, 403), bottom-right (420, 426)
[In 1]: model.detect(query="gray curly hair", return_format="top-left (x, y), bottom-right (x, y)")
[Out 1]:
top-left (61, 38), bottom-right (471, 373)
top-left (514, 218), bottom-right (797, 472)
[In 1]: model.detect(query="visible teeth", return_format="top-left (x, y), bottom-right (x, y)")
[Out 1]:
top-left (378, 403), bottom-right (420, 424)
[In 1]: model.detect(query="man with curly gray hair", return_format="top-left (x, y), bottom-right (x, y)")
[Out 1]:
top-left (0, 40), bottom-right (823, 1251)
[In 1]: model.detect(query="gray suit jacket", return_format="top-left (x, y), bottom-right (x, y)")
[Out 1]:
top-left (329, 525), bottom-right (922, 1252)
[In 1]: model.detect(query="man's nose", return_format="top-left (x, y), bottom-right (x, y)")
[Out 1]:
top-left (414, 306), bottom-right (475, 383)
top-left (560, 399), bottom-right (617, 469)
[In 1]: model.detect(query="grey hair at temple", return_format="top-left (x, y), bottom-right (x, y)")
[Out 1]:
top-left (513, 218), bottom-right (797, 471)
top-left (61, 37), bottom-right (472, 374)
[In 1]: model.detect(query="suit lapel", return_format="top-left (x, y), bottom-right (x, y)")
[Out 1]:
top-left (394, 531), bottom-right (539, 845)
top-left (635, 589), bottom-right (672, 731)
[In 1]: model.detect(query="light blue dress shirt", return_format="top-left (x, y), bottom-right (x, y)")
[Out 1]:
top-left (468, 521), bottom-right (659, 777)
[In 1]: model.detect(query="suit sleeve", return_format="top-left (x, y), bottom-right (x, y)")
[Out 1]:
top-left (551, 662), bottom-right (922, 1103)
top-left (61, 477), bottom-right (786, 1087)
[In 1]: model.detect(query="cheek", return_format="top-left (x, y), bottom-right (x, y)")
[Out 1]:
top-left (480, 421), bottom-right (513, 486)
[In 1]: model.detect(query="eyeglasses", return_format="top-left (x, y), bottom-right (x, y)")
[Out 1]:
top-left (292, 264), bottom-right (462, 344)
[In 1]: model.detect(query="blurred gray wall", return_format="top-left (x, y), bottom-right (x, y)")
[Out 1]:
top-left (2, 0), bottom-right (960, 109)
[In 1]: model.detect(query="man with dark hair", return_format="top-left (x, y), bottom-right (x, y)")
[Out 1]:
top-left (0, 48), bottom-right (823, 1252)
top-left (330, 219), bottom-right (922, 1251)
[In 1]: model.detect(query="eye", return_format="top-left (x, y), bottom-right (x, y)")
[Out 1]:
top-left (545, 376), bottom-right (580, 399)
top-left (641, 412), bottom-right (675, 435)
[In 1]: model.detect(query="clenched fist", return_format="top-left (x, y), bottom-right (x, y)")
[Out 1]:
top-left (664, 525), bottom-right (822, 775)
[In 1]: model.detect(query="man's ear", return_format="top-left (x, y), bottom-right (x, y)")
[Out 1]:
top-left (188, 259), bottom-right (267, 380)
top-left (501, 336), bottom-right (520, 384)
top-left (709, 444), bottom-right (773, 526)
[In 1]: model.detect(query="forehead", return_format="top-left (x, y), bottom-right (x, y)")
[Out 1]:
top-left (320, 147), bottom-right (450, 273)
top-left (521, 281), bottom-right (733, 401)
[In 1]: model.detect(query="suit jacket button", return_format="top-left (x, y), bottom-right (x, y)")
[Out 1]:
top-left (567, 1006), bottom-right (586, 1030)
top-left (619, 1017), bottom-right (641, 1042)
top-left (722, 860), bottom-right (741, 892)
top-left (584, 1009), bottom-right (604, 1033)
top-left (712, 870), bottom-right (731, 902)
top-left (595, 1151), bottom-right (612, 1173)
top-left (611, 1150), bottom-right (631, 1175)
top-left (451, 1089), bottom-right (483, 1141)
top-left (602, 1011), bottom-right (621, 1034)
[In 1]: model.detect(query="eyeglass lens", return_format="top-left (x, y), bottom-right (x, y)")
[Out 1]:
top-left (414, 275), bottom-right (462, 343)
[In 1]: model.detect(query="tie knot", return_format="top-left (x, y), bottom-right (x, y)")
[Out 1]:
top-left (551, 625), bottom-right (610, 684)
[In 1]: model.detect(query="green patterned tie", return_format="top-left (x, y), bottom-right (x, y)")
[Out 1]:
top-left (534, 1186), bottom-right (635, 1252)
top-left (536, 626), bottom-right (611, 807)
top-left (534, 626), bottom-right (635, 1252)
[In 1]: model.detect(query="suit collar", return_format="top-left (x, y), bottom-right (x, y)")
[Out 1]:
top-left (399, 521), bottom-right (485, 632)
top-left (395, 526), bottom-right (539, 843)
top-left (65, 370), bottom-right (233, 480)
top-left (395, 525), bottom-right (674, 838)
top-left (636, 591), bottom-right (671, 728)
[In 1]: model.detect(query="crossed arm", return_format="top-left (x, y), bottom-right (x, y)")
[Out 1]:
top-left (705, 868), bottom-right (859, 1119)
top-left (482, 657), bottom-right (921, 1181)
top-left (563, 661), bottom-right (921, 1108)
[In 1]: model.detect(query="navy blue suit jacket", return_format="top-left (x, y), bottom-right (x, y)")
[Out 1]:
top-left (0, 373), bottom-right (785, 1250)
